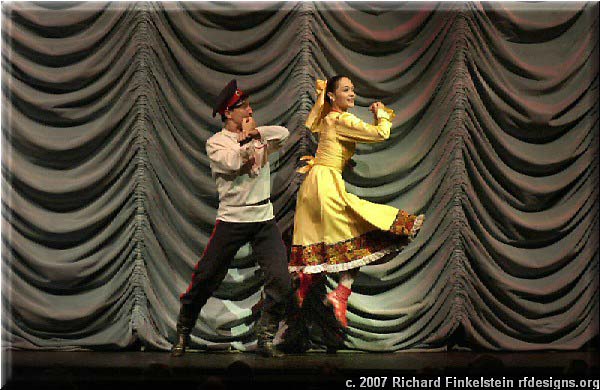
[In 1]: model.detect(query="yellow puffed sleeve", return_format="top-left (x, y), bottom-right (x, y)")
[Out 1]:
top-left (334, 107), bottom-right (396, 143)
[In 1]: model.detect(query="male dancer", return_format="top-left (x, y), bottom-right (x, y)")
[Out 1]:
top-left (172, 80), bottom-right (293, 357)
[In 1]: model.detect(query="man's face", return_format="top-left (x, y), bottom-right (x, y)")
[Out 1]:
top-left (225, 99), bottom-right (253, 127)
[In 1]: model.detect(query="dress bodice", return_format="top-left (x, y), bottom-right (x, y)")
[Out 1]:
top-left (312, 109), bottom-right (395, 172)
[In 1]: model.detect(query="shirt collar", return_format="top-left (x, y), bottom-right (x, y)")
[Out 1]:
top-left (221, 129), bottom-right (239, 139)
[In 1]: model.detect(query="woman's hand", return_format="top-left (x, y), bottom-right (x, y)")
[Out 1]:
top-left (369, 101), bottom-right (384, 113)
top-left (370, 101), bottom-right (384, 121)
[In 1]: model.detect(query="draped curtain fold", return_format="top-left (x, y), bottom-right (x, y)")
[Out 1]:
top-left (1, 1), bottom-right (597, 351)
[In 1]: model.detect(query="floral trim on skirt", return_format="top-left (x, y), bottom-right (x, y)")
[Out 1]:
top-left (289, 212), bottom-right (424, 274)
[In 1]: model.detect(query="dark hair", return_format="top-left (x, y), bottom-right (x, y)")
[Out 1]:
top-left (325, 75), bottom-right (350, 105)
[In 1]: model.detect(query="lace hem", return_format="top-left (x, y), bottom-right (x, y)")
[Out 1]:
top-left (411, 214), bottom-right (424, 237)
top-left (289, 211), bottom-right (424, 274)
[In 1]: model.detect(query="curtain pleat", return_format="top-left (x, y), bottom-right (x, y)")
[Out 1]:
top-left (2, 1), bottom-right (597, 351)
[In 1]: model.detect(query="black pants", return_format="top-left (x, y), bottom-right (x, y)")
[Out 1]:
top-left (179, 218), bottom-right (293, 322)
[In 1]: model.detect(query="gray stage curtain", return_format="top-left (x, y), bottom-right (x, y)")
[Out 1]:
top-left (1, 1), bottom-right (598, 352)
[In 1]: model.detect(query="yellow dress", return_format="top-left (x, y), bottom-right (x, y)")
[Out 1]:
top-left (289, 107), bottom-right (424, 274)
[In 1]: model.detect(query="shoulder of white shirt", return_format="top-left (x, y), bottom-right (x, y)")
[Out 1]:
top-left (208, 129), bottom-right (236, 144)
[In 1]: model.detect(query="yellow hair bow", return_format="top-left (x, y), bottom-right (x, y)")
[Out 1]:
top-left (304, 79), bottom-right (330, 133)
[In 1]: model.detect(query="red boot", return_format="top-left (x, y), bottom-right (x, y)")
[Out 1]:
top-left (325, 285), bottom-right (352, 327)
top-left (296, 272), bottom-right (315, 308)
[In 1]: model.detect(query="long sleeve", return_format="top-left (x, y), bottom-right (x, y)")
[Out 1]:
top-left (206, 135), bottom-right (253, 174)
top-left (257, 125), bottom-right (289, 154)
top-left (334, 108), bottom-right (394, 143)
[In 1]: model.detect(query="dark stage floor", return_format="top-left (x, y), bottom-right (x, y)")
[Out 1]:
top-left (3, 350), bottom-right (600, 390)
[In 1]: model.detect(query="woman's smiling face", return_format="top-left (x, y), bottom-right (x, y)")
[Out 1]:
top-left (328, 77), bottom-right (355, 111)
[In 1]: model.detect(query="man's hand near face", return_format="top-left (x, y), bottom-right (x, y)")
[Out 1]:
top-left (239, 117), bottom-right (260, 143)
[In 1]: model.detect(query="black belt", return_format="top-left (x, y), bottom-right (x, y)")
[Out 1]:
top-left (230, 198), bottom-right (270, 207)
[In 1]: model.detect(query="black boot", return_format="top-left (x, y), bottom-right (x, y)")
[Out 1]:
top-left (256, 314), bottom-right (284, 358)
top-left (171, 305), bottom-right (196, 357)
top-left (277, 293), bottom-right (311, 354)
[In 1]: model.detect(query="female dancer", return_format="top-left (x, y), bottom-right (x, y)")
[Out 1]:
top-left (290, 76), bottom-right (424, 328)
